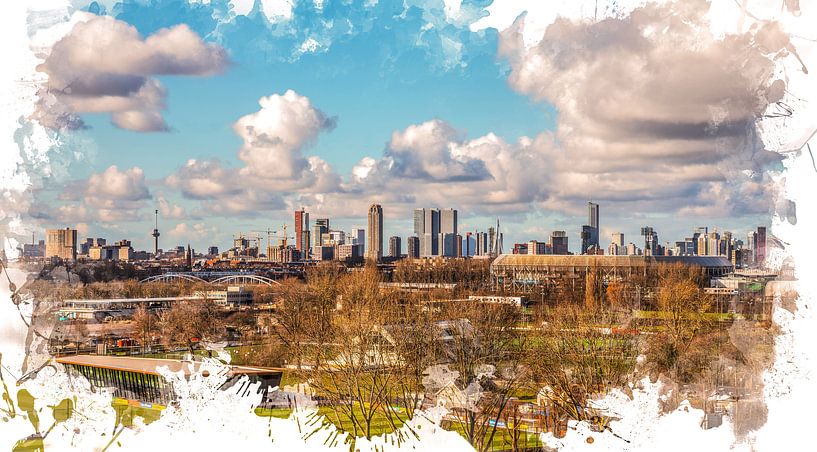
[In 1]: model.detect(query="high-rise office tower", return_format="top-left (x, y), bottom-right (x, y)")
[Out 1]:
top-left (313, 218), bottom-right (329, 247)
top-left (722, 231), bottom-right (733, 258)
top-left (707, 231), bottom-right (721, 256)
top-left (692, 227), bottom-right (708, 255)
top-left (550, 231), bottom-right (569, 255)
top-left (488, 227), bottom-right (496, 256)
top-left (580, 225), bottom-right (593, 254)
top-left (756, 226), bottom-right (767, 266)
top-left (641, 226), bottom-right (658, 256)
top-left (295, 208), bottom-right (309, 255)
top-left (414, 208), bottom-right (441, 257)
top-left (407, 236), bottom-right (420, 259)
top-left (612, 232), bottom-right (624, 248)
top-left (350, 228), bottom-right (365, 244)
top-left (475, 231), bottom-right (488, 256)
top-left (367, 204), bottom-right (383, 261)
top-left (439, 208), bottom-right (458, 257)
top-left (46, 228), bottom-right (77, 261)
top-left (588, 202), bottom-right (599, 248)
top-left (388, 236), bottom-right (401, 258)
top-left (747, 231), bottom-right (757, 265)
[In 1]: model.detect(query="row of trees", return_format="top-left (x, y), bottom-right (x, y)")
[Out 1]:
top-left (259, 262), bottom-right (770, 450)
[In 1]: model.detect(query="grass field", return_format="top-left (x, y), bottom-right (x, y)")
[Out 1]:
top-left (254, 404), bottom-right (545, 451)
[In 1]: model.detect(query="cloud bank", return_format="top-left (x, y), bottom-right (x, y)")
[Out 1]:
top-left (34, 12), bottom-right (228, 131)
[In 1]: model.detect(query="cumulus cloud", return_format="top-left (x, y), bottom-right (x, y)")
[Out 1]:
top-left (35, 12), bottom-right (228, 131)
top-left (382, 119), bottom-right (491, 182)
top-left (164, 91), bottom-right (339, 214)
top-left (167, 222), bottom-right (217, 240)
top-left (234, 90), bottom-right (337, 184)
top-left (152, 0), bottom-right (790, 224)
top-left (157, 196), bottom-right (187, 220)
top-left (496, 0), bottom-right (788, 217)
top-left (311, 120), bottom-right (556, 218)
top-left (165, 159), bottom-right (243, 200)
top-left (86, 165), bottom-right (151, 202)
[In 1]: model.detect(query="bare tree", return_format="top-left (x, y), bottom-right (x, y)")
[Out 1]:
top-left (526, 305), bottom-right (637, 432)
top-left (644, 263), bottom-right (713, 383)
top-left (432, 300), bottom-right (527, 452)
top-left (132, 304), bottom-right (159, 350)
top-left (158, 299), bottom-right (225, 354)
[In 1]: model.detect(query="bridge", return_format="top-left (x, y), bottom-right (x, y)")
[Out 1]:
top-left (140, 272), bottom-right (280, 286)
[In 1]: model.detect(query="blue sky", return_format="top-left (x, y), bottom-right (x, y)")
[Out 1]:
top-left (30, 0), bottom-right (777, 253)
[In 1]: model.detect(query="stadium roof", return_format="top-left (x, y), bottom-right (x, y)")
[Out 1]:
top-left (491, 254), bottom-right (733, 269)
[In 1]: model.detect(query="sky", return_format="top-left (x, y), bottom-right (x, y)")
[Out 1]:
top-left (23, 0), bottom-right (791, 253)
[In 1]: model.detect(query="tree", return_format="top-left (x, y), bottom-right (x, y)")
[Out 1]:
top-left (432, 300), bottom-right (527, 452)
top-left (526, 305), bottom-right (637, 432)
top-left (132, 304), bottom-right (159, 350)
top-left (158, 299), bottom-right (225, 354)
top-left (644, 263), bottom-right (713, 383)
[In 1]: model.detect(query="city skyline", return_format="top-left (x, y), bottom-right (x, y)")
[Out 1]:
top-left (21, 1), bottom-right (778, 260)
top-left (36, 200), bottom-right (771, 261)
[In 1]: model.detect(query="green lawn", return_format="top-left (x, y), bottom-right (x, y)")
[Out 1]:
top-left (255, 403), bottom-right (407, 437)
top-left (443, 421), bottom-right (544, 451)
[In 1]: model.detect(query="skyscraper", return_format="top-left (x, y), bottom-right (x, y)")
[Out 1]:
top-left (707, 231), bottom-right (720, 256)
top-left (475, 231), bottom-right (488, 256)
top-left (588, 202), bottom-right (599, 249)
top-left (439, 208), bottom-right (458, 257)
top-left (350, 228), bottom-right (365, 245)
top-left (747, 231), bottom-right (757, 265)
top-left (313, 218), bottom-right (329, 247)
top-left (46, 228), bottom-right (77, 261)
top-left (388, 236), bottom-right (401, 258)
top-left (641, 226), bottom-right (658, 256)
top-left (550, 231), bottom-right (569, 255)
top-left (580, 225), bottom-right (593, 254)
top-left (407, 236), bottom-right (420, 259)
top-left (414, 208), bottom-right (441, 257)
top-left (294, 208), bottom-right (309, 255)
top-left (756, 226), bottom-right (767, 266)
top-left (492, 218), bottom-right (503, 256)
top-left (367, 204), bottom-right (383, 261)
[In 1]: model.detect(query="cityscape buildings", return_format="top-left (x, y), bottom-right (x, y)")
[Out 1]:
top-left (367, 204), bottom-right (383, 261)
top-left (388, 236), bottom-right (401, 258)
top-left (46, 228), bottom-right (77, 261)
top-left (550, 231), bottom-right (569, 255)
top-left (30, 201), bottom-right (770, 269)
top-left (407, 236), bottom-right (419, 259)
top-left (757, 226), bottom-right (767, 266)
top-left (294, 208), bottom-right (310, 257)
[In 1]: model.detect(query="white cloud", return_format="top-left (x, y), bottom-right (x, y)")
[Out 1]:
top-left (158, 196), bottom-right (187, 220)
top-left (35, 12), bottom-right (228, 131)
top-left (86, 165), bottom-right (150, 202)
top-left (167, 222), bottom-right (216, 239)
top-left (495, 0), bottom-right (788, 217)
top-left (234, 90), bottom-right (336, 184)
top-left (164, 91), bottom-right (340, 215)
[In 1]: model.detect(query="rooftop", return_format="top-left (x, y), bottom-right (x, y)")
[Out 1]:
top-left (56, 355), bottom-right (281, 377)
top-left (491, 254), bottom-right (734, 268)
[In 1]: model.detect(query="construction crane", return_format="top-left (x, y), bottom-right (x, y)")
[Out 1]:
top-left (251, 225), bottom-right (295, 249)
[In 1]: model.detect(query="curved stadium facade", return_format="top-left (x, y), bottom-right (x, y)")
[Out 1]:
top-left (490, 254), bottom-right (734, 292)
